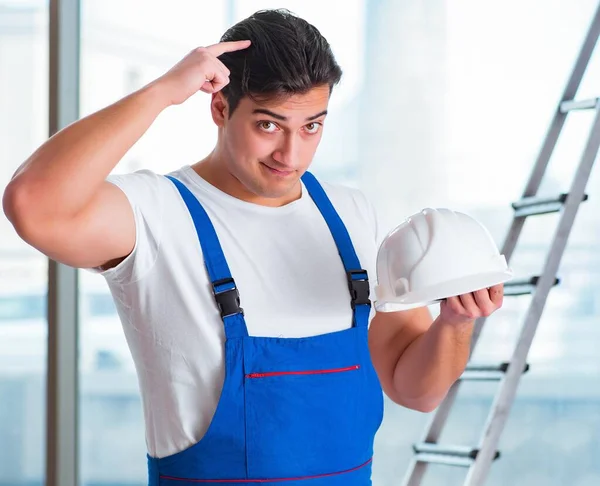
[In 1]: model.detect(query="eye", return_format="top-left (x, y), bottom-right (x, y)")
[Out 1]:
top-left (258, 121), bottom-right (279, 133)
top-left (304, 122), bottom-right (322, 134)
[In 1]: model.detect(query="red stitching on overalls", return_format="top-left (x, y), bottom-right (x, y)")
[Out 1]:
top-left (245, 365), bottom-right (360, 379)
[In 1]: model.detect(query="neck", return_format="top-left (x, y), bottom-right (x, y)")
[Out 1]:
top-left (191, 148), bottom-right (302, 207)
top-left (192, 148), bottom-right (236, 196)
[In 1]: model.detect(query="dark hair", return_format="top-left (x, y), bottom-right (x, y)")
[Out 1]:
top-left (218, 9), bottom-right (342, 115)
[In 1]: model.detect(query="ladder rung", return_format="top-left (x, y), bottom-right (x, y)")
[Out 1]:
top-left (461, 362), bottom-right (530, 381)
top-left (413, 443), bottom-right (501, 465)
top-left (512, 193), bottom-right (588, 217)
top-left (466, 362), bottom-right (509, 372)
top-left (414, 443), bottom-right (478, 459)
top-left (414, 453), bottom-right (474, 468)
top-left (560, 97), bottom-right (599, 112)
top-left (461, 370), bottom-right (504, 381)
top-left (504, 276), bottom-right (560, 296)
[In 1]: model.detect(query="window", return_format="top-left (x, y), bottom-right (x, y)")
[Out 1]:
top-left (0, 294), bottom-right (46, 322)
top-left (0, 1), bottom-right (48, 485)
top-left (6, 0), bottom-right (593, 484)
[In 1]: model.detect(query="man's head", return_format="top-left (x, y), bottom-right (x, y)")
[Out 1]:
top-left (208, 9), bottom-right (342, 204)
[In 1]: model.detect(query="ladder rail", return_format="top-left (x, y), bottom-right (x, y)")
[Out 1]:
top-left (465, 102), bottom-right (600, 486)
top-left (403, 459), bottom-right (427, 486)
top-left (402, 381), bottom-right (463, 485)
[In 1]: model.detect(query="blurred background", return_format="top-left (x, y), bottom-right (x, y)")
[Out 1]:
top-left (1, 0), bottom-right (600, 485)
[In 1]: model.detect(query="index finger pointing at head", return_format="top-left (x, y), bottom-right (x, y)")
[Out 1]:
top-left (206, 40), bottom-right (251, 57)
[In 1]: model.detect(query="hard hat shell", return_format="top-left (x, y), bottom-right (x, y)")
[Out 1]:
top-left (375, 208), bottom-right (513, 312)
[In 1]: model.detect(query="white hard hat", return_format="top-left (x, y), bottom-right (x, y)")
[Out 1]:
top-left (375, 208), bottom-right (513, 312)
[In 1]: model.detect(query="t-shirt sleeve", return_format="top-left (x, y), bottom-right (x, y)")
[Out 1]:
top-left (95, 169), bottom-right (166, 286)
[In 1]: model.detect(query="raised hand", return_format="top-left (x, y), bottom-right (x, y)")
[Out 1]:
top-left (154, 40), bottom-right (251, 105)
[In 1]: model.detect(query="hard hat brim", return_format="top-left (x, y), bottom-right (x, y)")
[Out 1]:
top-left (375, 269), bottom-right (514, 312)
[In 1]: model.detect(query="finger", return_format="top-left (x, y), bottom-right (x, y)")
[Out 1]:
top-left (206, 40), bottom-right (251, 57)
top-left (212, 68), bottom-right (231, 92)
top-left (199, 66), bottom-right (229, 92)
top-left (200, 80), bottom-right (224, 93)
top-left (472, 288), bottom-right (495, 315)
top-left (442, 295), bottom-right (466, 315)
top-left (201, 71), bottom-right (230, 93)
top-left (217, 60), bottom-right (231, 77)
top-left (199, 80), bottom-right (215, 93)
top-left (458, 292), bottom-right (480, 318)
top-left (205, 64), bottom-right (230, 88)
top-left (488, 283), bottom-right (504, 307)
top-left (209, 57), bottom-right (230, 78)
top-left (218, 63), bottom-right (231, 79)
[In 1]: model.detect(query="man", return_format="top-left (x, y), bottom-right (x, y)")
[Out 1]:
top-left (3, 9), bottom-right (503, 485)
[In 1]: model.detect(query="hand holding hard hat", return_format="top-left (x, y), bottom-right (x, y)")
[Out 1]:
top-left (375, 208), bottom-right (513, 314)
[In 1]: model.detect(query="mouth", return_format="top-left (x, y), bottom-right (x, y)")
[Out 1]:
top-left (260, 162), bottom-right (296, 177)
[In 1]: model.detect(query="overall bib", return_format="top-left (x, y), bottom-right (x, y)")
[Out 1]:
top-left (147, 172), bottom-right (384, 485)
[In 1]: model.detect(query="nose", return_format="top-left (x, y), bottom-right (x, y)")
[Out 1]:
top-left (272, 134), bottom-right (298, 167)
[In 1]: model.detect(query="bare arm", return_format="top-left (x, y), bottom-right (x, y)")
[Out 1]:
top-left (4, 84), bottom-right (170, 268)
top-left (2, 41), bottom-right (250, 269)
top-left (369, 285), bottom-right (504, 412)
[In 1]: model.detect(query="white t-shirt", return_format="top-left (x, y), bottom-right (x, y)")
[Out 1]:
top-left (99, 165), bottom-right (380, 459)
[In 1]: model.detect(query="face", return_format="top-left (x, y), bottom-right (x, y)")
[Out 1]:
top-left (211, 85), bottom-right (330, 205)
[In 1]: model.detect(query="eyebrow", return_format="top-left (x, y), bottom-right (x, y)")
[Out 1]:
top-left (252, 109), bottom-right (328, 122)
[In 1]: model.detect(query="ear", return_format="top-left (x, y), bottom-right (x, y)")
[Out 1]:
top-left (210, 92), bottom-right (228, 127)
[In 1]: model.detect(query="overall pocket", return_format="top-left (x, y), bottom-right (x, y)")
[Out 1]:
top-left (244, 362), bottom-right (379, 479)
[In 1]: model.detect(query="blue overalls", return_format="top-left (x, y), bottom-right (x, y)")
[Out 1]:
top-left (147, 172), bottom-right (384, 485)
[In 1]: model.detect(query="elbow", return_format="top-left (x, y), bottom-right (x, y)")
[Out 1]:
top-left (388, 388), bottom-right (446, 413)
top-left (409, 400), bottom-right (441, 414)
top-left (399, 396), bottom-right (442, 414)
top-left (3, 178), bottom-right (43, 242)
top-left (3, 179), bottom-right (26, 225)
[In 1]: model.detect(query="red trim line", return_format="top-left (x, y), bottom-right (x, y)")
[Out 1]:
top-left (245, 365), bottom-right (360, 379)
top-left (159, 457), bottom-right (372, 483)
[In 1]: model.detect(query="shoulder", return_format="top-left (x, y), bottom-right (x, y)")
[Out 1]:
top-left (320, 179), bottom-right (371, 209)
top-left (98, 167), bottom-right (188, 284)
top-left (106, 168), bottom-right (176, 198)
top-left (105, 166), bottom-right (199, 214)
top-left (311, 175), bottom-right (378, 240)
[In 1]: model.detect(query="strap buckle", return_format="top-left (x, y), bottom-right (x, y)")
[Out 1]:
top-left (212, 278), bottom-right (244, 318)
top-left (347, 270), bottom-right (371, 309)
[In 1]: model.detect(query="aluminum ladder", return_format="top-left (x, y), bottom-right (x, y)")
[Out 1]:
top-left (402, 3), bottom-right (600, 485)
